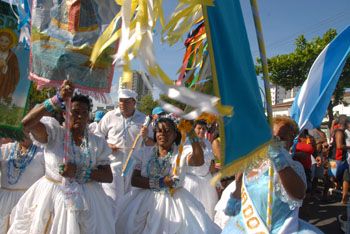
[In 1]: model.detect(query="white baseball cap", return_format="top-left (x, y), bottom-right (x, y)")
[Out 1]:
top-left (118, 89), bottom-right (138, 99)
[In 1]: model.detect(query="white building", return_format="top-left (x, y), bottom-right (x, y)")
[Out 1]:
top-left (119, 70), bottom-right (151, 102)
top-left (271, 90), bottom-right (350, 118)
top-left (270, 83), bottom-right (300, 105)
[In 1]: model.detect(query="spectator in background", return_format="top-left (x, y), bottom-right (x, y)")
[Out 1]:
top-left (294, 129), bottom-right (316, 194)
top-left (341, 118), bottom-right (350, 204)
top-left (328, 115), bottom-right (350, 193)
top-left (152, 106), bottom-right (166, 120)
top-left (309, 128), bottom-right (332, 202)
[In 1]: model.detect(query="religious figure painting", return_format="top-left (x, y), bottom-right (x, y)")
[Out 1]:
top-left (0, 1), bottom-right (31, 139)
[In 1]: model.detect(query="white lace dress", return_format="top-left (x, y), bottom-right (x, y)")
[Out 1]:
top-left (183, 139), bottom-right (218, 219)
top-left (115, 146), bottom-right (221, 234)
top-left (0, 142), bottom-right (45, 233)
top-left (8, 117), bottom-right (116, 234)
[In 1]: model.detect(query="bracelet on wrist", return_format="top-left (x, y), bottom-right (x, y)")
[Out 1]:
top-left (43, 99), bottom-right (55, 113)
top-left (55, 92), bottom-right (66, 110)
top-left (58, 164), bottom-right (65, 175)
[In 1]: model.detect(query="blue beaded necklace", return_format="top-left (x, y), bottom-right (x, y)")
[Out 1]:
top-left (70, 129), bottom-right (92, 183)
top-left (7, 143), bottom-right (38, 185)
top-left (147, 147), bottom-right (173, 179)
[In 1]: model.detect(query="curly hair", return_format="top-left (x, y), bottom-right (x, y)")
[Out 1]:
top-left (273, 116), bottom-right (299, 139)
top-left (153, 118), bottom-right (182, 145)
top-left (71, 94), bottom-right (92, 112)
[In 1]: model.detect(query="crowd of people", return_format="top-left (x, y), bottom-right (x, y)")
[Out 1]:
top-left (0, 80), bottom-right (349, 233)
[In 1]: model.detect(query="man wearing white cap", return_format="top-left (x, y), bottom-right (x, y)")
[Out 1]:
top-left (95, 88), bottom-right (147, 203)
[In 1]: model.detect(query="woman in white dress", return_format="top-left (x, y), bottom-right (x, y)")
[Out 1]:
top-left (183, 119), bottom-right (218, 219)
top-left (115, 118), bottom-right (221, 234)
top-left (8, 81), bottom-right (116, 234)
top-left (0, 136), bottom-right (44, 233)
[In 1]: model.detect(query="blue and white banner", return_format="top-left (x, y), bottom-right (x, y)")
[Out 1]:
top-left (291, 26), bottom-right (350, 130)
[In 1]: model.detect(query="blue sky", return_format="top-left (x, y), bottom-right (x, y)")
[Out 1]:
top-left (108, 0), bottom-right (350, 103)
top-left (146, 0), bottom-right (350, 80)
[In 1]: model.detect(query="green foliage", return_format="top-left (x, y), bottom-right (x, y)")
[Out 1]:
top-left (138, 94), bottom-right (158, 115)
top-left (28, 83), bottom-right (56, 109)
top-left (159, 94), bottom-right (187, 111)
top-left (256, 29), bottom-right (350, 120)
top-left (0, 103), bottom-right (24, 126)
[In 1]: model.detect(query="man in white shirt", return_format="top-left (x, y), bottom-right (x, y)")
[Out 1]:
top-left (95, 89), bottom-right (146, 203)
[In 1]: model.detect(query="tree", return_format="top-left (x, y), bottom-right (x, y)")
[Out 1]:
top-left (28, 83), bottom-right (56, 109)
top-left (159, 94), bottom-right (187, 111)
top-left (256, 29), bottom-right (350, 127)
top-left (138, 94), bottom-right (158, 115)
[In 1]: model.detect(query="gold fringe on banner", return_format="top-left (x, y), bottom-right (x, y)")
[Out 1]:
top-left (211, 142), bottom-right (271, 185)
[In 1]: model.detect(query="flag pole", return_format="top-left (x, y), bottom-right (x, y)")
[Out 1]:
top-left (249, 0), bottom-right (274, 231)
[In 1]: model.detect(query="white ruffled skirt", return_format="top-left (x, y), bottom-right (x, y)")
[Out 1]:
top-left (115, 187), bottom-right (221, 234)
top-left (8, 177), bottom-right (116, 234)
top-left (0, 188), bottom-right (25, 233)
top-left (183, 173), bottom-right (218, 220)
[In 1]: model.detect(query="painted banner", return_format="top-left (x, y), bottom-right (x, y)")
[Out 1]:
top-left (0, 0), bottom-right (31, 139)
top-left (30, 0), bottom-right (119, 94)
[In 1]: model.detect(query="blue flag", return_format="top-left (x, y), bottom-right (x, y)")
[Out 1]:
top-left (203, 0), bottom-right (272, 176)
top-left (291, 26), bottom-right (350, 130)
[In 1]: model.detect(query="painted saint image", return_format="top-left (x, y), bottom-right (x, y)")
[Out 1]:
top-left (0, 29), bottom-right (19, 101)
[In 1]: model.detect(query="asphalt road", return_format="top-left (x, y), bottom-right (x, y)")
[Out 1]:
top-left (300, 189), bottom-right (347, 234)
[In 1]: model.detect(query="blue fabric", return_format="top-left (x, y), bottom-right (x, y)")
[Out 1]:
top-left (94, 111), bottom-right (105, 122)
top-left (291, 26), bottom-right (350, 130)
top-left (152, 106), bottom-right (165, 115)
top-left (222, 171), bottom-right (323, 234)
top-left (205, 0), bottom-right (271, 167)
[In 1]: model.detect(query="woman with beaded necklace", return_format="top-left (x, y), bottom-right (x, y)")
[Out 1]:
top-left (0, 135), bottom-right (44, 233)
top-left (9, 81), bottom-right (116, 234)
top-left (115, 117), bottom-right (221, 233)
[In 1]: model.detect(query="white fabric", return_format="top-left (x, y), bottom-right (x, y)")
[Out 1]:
top-left (115, 146), bottom-right (221, 234)
top-left (118, 89), bottom-right (137, 99)
top-left (183, 139), bottom-right (218, 219)
top-left (214, 181), bottom-right (236, 229)
top-left (89, 122), bottom-right (98, 133)
top-left (8, 117), bottom-right (115, 234)
top-left (95, 108), bottom-right (147, 202)
top-left (0, 143), bottom-right (45, 233)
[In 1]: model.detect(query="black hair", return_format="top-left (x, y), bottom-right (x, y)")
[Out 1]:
top-left (153, 117), bottom-right (181, 145)
top-left (71, 94), bottom-right (92, 112)
top-left (299, 129), bottom-right (309, 138)
top-left (337, 114), bottom-right (349, 127)
top-left (194, 119), bottom-right (207, 129)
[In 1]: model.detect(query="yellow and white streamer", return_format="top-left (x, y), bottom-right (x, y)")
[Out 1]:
top-left (91, 0), bottom-right (231, 119)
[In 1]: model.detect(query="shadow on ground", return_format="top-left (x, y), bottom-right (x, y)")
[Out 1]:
top-left (299, 190), bottom-right (346, 234)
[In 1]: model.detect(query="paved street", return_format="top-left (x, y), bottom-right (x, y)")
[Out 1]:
top-left (300, 189), bottom-right (347, 234)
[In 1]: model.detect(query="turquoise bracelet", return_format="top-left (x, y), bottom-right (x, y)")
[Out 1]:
top-left (43, 99), bottom-right (55, 113)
